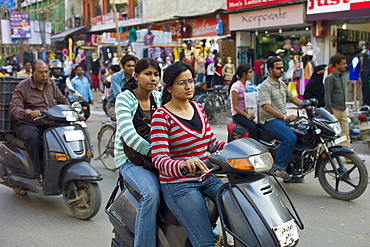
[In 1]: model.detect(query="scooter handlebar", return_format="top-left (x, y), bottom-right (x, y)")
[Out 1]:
top-left (180, 160), bottom-right (213, 175)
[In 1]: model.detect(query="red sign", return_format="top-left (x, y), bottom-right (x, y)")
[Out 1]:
top-left (152, 15), bottom-right (230, 39)
top-left (227, 0), bottom-right (299, 11)
top-left (312, 20), bottom-right (328, 36)
top-left (307, 0), bottom-right (370, 15)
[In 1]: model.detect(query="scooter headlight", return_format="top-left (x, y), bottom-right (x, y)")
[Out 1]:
top-left (228, 152), bottom-right (273, 172)
top-left (329, 122), bottom-right (342, 136)
top-left (71, 101), bottom-right (82, 113)
top-left (62, 110), bottom-right (79, 122)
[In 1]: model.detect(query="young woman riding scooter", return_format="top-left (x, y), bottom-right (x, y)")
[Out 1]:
top-left (150, 61), bottom-right (227, 247)
top-left (114, 58), bottom-right (162, 247)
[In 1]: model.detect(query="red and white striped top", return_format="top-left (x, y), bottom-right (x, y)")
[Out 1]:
top-left (150, 101), bottom-right (226, 183)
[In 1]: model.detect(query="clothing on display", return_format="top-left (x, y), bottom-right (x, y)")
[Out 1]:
top-left (216, 19), bottom-right (223, 36)
top-left (238, 49), bottom-right (248, 64)
top-left (129, 27), bottom-right (137, 42)
top-left (349, 55), bottom-right (360, 81)
top-left (181, 22), bottom-right (192, 39)
top-left (144, 32), bottom-right (155, 45)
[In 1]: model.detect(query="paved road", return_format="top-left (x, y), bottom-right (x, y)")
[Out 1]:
top-left (0, 103), bottom-right (368, 246)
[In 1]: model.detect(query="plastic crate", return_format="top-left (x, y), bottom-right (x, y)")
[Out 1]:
top-left (0, 77), bottom-right (24, 132)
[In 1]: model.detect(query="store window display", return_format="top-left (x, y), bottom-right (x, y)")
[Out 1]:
top-left (195, 51), bottom-right (206, 83)
top-left (90, 53), bottom-right (100, 91)
top-left (75, 48), bottom-right (87, 70)
top-left (206, 50), bottom-right (216, 88)
top-left (302, 42), bottom-right (319, 65)
top-left (213, 57), bottom-right (224, 86)
top-left (222, 57), bottom-right (235, 84)
top-left (112, 52), bottom-right (120, 65)
top-left (182, 50), bottom-right (194, 69)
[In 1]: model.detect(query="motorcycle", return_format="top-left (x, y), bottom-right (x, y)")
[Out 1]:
top-left (106, 138), bottom-right (303, 247)
top-left (227, 98), bottom-right (368, 201)
top-left (357, 105), bottom-right (370, 149)
top-left (0, 105), bottom-right (103, 220)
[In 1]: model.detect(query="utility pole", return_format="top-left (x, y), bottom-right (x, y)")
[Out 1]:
top-left (17, 0), bottom-right (24, 64)
top-left (111, 0), bottom-right (122, 58)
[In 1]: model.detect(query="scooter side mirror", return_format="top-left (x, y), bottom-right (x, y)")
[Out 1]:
top-left (300, 100), bottom-right (310, 108)
top-left (309, 98), bottom-right (318, 107)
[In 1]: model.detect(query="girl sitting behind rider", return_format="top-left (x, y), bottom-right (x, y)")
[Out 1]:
top-left (114, 58), bottom-right (161, 247)
top-left (228, 63), bottom-right (259, 140)
top-left (150, 61), bottom-right (227, 247)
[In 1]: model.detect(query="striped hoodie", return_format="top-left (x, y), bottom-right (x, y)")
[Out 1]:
top-left (114, 89), bottom-right (162, 167)
top-left (150, 101), bottom-right (226, 183)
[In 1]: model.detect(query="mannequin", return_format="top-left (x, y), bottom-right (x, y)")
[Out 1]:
top-left (127, 46), bottom-right (135, 56)
top-left (206, 51), bottom-right (216, 88)
top-left (112, 52), bottom-right (119, 65)
top-left (90, 53), bottom-right (100, 91)
top-left (222, 57), bottom-right (235, 83)
top-left (63, 55), bottom-right (73, 76)
top-left (75, 48), bottom-right (87, 70)
top-left (302, 42), bottom-right (319, 64)
top-left (213, 57), bottom-right (223, 86)
top-left (195, 51), bottom-right (206, 83)
top-left (360, 40), bottom-right (370, 105)
top-left (106, 52), bottom-right (113, 67)
top-left (144, 27), bottom-right (155, 45)
top-left (283, 39), bottom-right (292, 50)
top-left (182, 50), bottom-right (194, 68)
top-left (164, 56), bottom-right (172, 69)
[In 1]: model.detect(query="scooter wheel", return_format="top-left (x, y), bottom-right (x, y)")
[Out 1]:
top-left (63, 181), bottom-right (102, 220)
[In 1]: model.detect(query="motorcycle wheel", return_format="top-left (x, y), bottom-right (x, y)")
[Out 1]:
top-left (63, 181), bottom-right (102, 220)
top-left (98, 125), bottom-right (117, 171)
top-left (317, 153), bottom-right (368, 201)
top-left (203, 95), bottom-right (222, 124)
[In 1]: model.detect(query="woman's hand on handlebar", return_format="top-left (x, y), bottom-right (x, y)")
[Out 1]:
top-left (180, 158), bottom-right (209, 175)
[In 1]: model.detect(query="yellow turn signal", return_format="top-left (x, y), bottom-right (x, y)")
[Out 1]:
top-left (228, 158), bottom-right (255, 171)
top-left (55, 153), bottom-right (70, 161)
top-left (87, 149), bottom-right (92, 157)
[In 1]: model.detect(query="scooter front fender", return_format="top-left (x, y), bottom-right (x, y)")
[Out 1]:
top-left (315, 146), bottom-right (355, 177)
top-left (62, 161), bottom-right (103, 185)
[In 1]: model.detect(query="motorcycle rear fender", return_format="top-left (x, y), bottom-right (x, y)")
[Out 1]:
top-left (62, 161), bottom-right (102, 185)
top-left (217, 175), bottom-right (294, 246)
top-left (315, 146), bottom-right (355, 177)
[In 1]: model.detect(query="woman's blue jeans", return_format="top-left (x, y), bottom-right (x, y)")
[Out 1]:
top-left (161, 176), bottom-right (223, 247)
top-left (119, 161), bottom-right (160, 247)
top-left (260, 118), bottom-right (297, 170)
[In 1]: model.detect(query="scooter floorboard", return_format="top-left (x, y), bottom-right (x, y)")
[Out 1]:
top-left (3, 174), bottom-right (43, 194)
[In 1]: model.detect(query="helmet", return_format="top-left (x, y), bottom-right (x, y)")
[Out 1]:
top-left (49, 59), bottom-right (63, 77)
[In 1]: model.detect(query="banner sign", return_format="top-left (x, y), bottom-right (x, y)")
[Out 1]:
top-left (227, 0), bottom-right (300, 11)
top-left (307, 0), bottom-right (370, 15)
top-left (10, 11), bottom-right (31, 39)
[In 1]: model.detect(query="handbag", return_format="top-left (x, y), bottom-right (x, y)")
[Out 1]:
top-left (293, 67), bottom-right (302, 79)
top-left (123, 123), bottom-right (151, 166)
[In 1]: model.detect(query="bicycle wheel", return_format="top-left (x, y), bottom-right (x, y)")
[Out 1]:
top-left (224, 96), bottom-right (232, 118)
top-left (195, 94), bottom-right (209, 104)
top-left (203, 95), bottom-right (222, 124)
top-left (97, 125), bottom-right (117, 171)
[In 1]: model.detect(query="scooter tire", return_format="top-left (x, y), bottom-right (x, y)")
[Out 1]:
top-left (317, 152), bottom-right (368, 201)
top-left (63, 181), bottom-right (102, 220)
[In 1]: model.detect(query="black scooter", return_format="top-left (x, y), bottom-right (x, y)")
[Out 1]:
top-left (106, 138), bottom-right (303, 246)
top-left (0, 105), bottom-right (103, 220)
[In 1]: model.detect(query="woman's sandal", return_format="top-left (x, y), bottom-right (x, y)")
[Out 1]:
top-left (271, 168), bottom-right (290, 179)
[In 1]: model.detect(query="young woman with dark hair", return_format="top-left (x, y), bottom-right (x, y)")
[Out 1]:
top-left (228, 63), bottom-right (259, 140)
top-left (114, 58), bottom-right (162, 247)
top-left (151, 61), bottom-right (227, 246)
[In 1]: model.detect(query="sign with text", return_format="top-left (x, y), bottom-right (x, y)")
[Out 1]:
top-left (10, 12), bottom-right (31, 39)
top-left (307, 0), bottom-right (370, 15)
top-left (227, 0), bottom-right (300, 11)
top-left (229, 4), bottom-right (304, 30)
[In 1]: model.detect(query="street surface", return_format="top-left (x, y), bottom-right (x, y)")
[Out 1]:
top-left (0, 101), bottom-right (369, 246)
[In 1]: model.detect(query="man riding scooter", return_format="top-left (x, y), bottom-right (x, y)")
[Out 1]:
top-left (9, 60), bottom-right (70, 183)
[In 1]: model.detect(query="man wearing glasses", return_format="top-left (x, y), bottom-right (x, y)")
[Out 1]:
top-left (259, 57), bottom-right (308, 183)
top-left (9, 60), bottom-right (70, 183)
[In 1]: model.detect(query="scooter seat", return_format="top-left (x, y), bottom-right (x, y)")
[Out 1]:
top-left (4, 133), bottom-right (26, 150)
top-left (258, 127), bottom-right (277, 143)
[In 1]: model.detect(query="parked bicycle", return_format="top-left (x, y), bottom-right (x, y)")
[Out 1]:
top-left (202, 85), bottom-right (232, 123)
top-left (95, 120), bottom-right (117, 171)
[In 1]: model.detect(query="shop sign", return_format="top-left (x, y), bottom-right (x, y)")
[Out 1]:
top-left (152, 14), bottom-right (230, 39)
top-left (307, 0), bottom-right (370, 15)
top-left (101, 32), bottom-right (127, 44)
top-left (229, 4), bottom-right (304, 30)
top-left (227, 0), bottom-right (300, 11)
top-left (312, 20), bottom-right (328, 36)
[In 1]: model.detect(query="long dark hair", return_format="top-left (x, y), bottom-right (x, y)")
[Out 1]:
top-left (162, 61), bottom-right (195, 105)
top-left (228, 63), bottom-right (251, 95)
top-left (122, 58), bottom-right (161, 91)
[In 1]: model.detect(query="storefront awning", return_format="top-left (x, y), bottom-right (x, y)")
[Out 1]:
top-left (51, 26), bottom-right (87, 40)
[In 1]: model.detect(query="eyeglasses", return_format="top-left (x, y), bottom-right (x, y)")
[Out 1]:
top-left (274, 67), bottom-right (284, 70)
top-left (173, 79), bottom-right (196, 86)
top-left (36, 70), bottom-right (50, 75)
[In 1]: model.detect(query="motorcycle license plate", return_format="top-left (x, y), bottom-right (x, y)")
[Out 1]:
top-left (273, 220), bottom-right (299, 247)
top-left (334, 135), bottom-right (347, 145)
top-left (64, 130), bottom-right (85, 142)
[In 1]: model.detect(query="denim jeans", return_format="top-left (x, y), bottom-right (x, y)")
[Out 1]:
top-left (119, 162), bottom-right (160, 247)
top-left (233, 113), bottom-right (259, 140)
top-left (261, 118), bottom-right (297, 170)
top-left (161, 176), bottom-right (223, 247)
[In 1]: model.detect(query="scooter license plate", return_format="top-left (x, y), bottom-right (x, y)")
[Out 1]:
top-left (273, 219), bottom-right (299, 247)
top-left (334, 135), bottom-right (347, 145)
top-left (64, 130), bottom-right (85, 142)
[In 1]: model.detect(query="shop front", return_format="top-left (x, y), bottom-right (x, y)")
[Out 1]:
top-left (229, 3), bottom-right (310, 65)
top-left (306, 0), bottom-right (370, 63)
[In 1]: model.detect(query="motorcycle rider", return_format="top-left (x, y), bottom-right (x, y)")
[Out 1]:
top-left (9, 60), bottom-right (70, 182)
top-left (259, 56), bottom-right (310, 182)
top-left (49, 59), bottom-right (85, 100)
top-left (106, 54), bottom-right (136, 120)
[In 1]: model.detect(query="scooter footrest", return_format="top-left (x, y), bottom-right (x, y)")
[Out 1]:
top-left (6, 174), bottom-right (43, 193)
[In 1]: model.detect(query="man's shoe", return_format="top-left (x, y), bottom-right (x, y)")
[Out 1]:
top-left (38, 174), bottom-right (44, 184)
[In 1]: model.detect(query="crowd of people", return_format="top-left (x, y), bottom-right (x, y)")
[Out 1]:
top-left (3, 38), bottom-right (369, 246)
